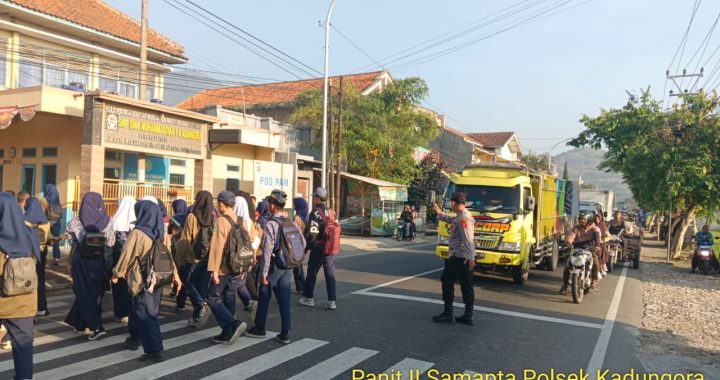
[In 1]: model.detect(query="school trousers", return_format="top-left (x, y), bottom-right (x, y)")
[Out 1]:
top-left (255, 268), bottom-right (291, 334)
top-left (1, 317), bottom-right (33, 380)
top-left (128, 287), bottom-right (164, 354)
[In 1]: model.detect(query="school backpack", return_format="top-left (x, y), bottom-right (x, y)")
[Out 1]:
top-left (317, 208), bottom-right (341, 256)
top-left (141, 239), bottom-right (175, 288)
top-left (30, 224), bottom-right (47, 246)
top-left (2, 256), bottom-right (37, 297)
top-left (46, 203), bottom-right (62, 222)
top-left (193, 220), bottom-right (214, 260)
top-left (222, 216), bottom-right (255, 275)
top-left (271, 217), bottom-right (306, 270)
top-left (78, 232), bottom-right (106, 259)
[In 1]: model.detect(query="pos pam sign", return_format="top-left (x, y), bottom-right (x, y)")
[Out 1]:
top-left (253, 161), bottom-right (294, 200)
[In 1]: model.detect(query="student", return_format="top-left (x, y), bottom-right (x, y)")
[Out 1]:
top-left (16, 191), bottom-right (29, 210)
top-left (112, 200), bottom-right (182, 362)
top-left (65, 192), bottom-right (116, 340)
top-left (292, 196), bottom-right (308, 294)
top-left (169, 199), bottom-right (189, 310)
top-left (233, 193), bottom-right (258, 318)
top-left (246, 189), bottom-right (293, 344)
top-left (43, 184), bottom-right (63, 266)
top-left (175, 191), bottom-right (215, 327)
top-left (24, 197), bottom-right (50, 316)
top-left (110, 196), bottom-right (136, 323)
top-left (299, 188), bottom-right (338, 310)
top-left (4, 190), bottom-right (15, 197)
top-left (0, 192), bottom-right (41, 380)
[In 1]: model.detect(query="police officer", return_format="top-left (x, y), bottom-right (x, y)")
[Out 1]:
top-left (432, 192), bottom-right (476, 325)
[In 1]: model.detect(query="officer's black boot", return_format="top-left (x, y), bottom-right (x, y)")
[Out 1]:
top-left (455, 305), bottom-right (474, 325)
top-left (432, 304), bottom-right (454, 324)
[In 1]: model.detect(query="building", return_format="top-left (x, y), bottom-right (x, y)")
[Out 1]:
top-left (466, 131), bottom-right (524, 162)
top-left (0, 0), bottom-right (217, 219)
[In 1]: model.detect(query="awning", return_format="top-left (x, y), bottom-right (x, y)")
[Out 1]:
top-left (0, 104), bottom-right (38, 129)
top-left (313, 169), bottom-right (408, 202)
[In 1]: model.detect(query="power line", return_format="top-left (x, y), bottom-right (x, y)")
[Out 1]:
top-left (331, 24), bottom-right (384, 71)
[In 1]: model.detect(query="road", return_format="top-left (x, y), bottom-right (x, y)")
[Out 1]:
top-left (0, 240), bottom-right (645, 379)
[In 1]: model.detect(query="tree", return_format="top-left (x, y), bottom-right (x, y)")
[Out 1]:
top-left (580, 182), bottom-right (597, 190)
top-left (521, 151), bottom-right (550, 172)
top-left (408, 155), bottom-right (448, 221)
top-left (569, 90), bottom-right (720, 258)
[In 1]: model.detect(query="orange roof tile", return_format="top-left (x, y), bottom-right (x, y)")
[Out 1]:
top-left (177, 71), bottom-right (384, 110)
top-left (8, 0), bottom-right (185, 59)
top-left (466, 132), bottom-right (516, 148)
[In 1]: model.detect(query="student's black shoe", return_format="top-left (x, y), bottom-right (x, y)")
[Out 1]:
top-left (88, 329), bottom-right (107, 341)
top-left (173, 305), bottom-right (186, 311)
top-left (212, 334), bottom-right (229, 344)
top-left (124, 337), bottom-right (140, 351)
top-left (196, 303), bottom-right (212, 328)
top-left (36, 310), bottom-right (49, 317)
top-left (245, 326), bottom-right (267, 338)
top-left (276, 333), bottom-right (290, 344)
top-left (432, 311), bottom-right (454, 324)
top-left (139, 351), bottom-right (165, 363)
top-left (226, 321), bottom-right (247, 345)
top-left (455, 314), bottom-right (474, 326)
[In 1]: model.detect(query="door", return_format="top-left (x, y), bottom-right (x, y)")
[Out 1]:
top-left (21, 164), bottom-right (35, 194)
top-left (42, 164), bottom-right (57, 191)
top-left (297, 178), bottom-right (310, 203)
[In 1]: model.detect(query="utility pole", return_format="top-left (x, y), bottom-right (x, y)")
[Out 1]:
top-left (335, 77), bottom-right (343, 215)
top-left (321, 0), bottom-right (337, 189)
top-left (139, 0), bottom-right (148, 101)
top-left (667, 68), bottom-right (704, 102)
top-left (328, 83), bottom-right (335, 210)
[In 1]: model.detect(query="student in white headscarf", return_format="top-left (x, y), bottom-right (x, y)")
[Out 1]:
top-left (233, 191), bottom-right (258, 322)
top-left (111, 196), bottom-right (136, 322)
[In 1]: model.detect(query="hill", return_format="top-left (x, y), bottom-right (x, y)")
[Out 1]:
top-left (552, 147), bottom-right (635, 207)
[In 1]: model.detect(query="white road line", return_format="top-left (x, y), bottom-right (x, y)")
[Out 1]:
top-left (351, 268), bottom-right (444, 294)
top-left (356, 291), bottom-right (604, 330)
top-left (46, 294), bottom-right (75, 302)
top-left (335, 243), bottom-right (436, 260)
top-left (0, 320), bottom-right (187, 373)
top-left (287, 347), bottom-right (379, 380)
top-left (35, 325), bottom-right (218, 379)
top-left (110, 333), bottom-right (277, 380)
top-left (586, 265), bottom-right (628, 378)
top-left (200, 338), bottom-right (328, 380)
top-left (35, 311), bottom-right (114, 332)
top-left (386, 358), bottom-right (434, 380)
top-left (34, 319), bottom-right (127, 346)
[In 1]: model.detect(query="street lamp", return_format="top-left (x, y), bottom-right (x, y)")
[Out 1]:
top-left (546, 138), bottom-right (572, 172)
top-left (321, 0), bottom-right (336, 189)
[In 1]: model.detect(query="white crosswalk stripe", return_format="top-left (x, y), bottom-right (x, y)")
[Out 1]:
top-left (33, 319), bottom-right (126, 346)
top-left (201, 338), bottom-right (329, 380)
top-left (44, 301), bottom-right (70, 309)
top-left (385, 358), bottom-right (435, 380)
top-left (286, 347), bottom-right (379, 380)
top-left (35, 311), bottom-right (114, 332)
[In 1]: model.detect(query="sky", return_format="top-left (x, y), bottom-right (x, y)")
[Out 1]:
top-left (106, 0), bottom-right (720, 153)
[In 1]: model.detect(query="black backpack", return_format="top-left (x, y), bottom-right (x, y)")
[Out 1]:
top-left (46, 204), bottom-right (62, 222)
top-left (193, 219), bottom-right (214, 260)
top-left (78, 232), bottom-right (106, 259)
top-left (222, 216), bottom-right (255, 275)
top-left (141, 239), bottom-right (175, 288)
top-left (271, 217), bottom-right (306, 270)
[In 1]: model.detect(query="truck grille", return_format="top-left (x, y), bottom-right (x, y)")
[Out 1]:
top-left (475, 236), bottom-right (499, 249)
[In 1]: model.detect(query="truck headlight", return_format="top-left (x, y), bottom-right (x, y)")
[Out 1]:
top-left (700, 250), bottom-right (711, 257)
top-left (438, 236), bottom-right (449, 245)
top-left (498, 242), bottom-right (521, 252)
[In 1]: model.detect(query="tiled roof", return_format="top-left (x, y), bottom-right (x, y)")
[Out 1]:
top-left (7, 0), bottom-right (186, 59)
top-left (466, 132), bottom-right (516, 148)
top-left (177, 71), bottom-right (384, 110)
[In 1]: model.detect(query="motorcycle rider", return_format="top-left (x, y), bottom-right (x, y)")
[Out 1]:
top-left (691, 224), bottom-right (720, 273)
top-left (399, 205), bottom-right (415, 239)
top-left (559, 212), bottom-right (602, 294)
top-left (607, 211), bottom-right (627, 259)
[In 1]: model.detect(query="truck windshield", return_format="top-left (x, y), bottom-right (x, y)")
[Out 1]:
top-left (448, 184), bottom-right (520, 214)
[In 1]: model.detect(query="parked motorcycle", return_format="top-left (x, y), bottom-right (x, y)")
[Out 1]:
top-left (606, 229), bottom-right (624, 273)
top-left (568, 248), bottom-right (594, 304)
top-left (695, 244), bottom-right (715, 275)
top-left (396, 220), bottom-right (414, 241)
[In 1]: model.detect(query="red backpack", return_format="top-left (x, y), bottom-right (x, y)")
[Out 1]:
top-left (318, 208), bottom-right (341, 255)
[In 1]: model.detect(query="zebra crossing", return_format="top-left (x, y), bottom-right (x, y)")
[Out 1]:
top-left (0, 292), bottom-right (468, 379)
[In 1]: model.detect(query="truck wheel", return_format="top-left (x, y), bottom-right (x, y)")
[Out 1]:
top-left (633, 250), bottom-right (640, 270)
top-left (544, 241), bottom-right (559, 272)
top-left (571, 272), bottom-right (583, 304)
top-left (512, 266), bottom-right (528, 285)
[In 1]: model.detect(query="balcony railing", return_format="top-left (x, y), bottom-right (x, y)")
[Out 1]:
top-left (102, 179), bottom-right (193, 217)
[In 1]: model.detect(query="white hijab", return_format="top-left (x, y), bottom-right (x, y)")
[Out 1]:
top-left (112, 196), bottom-right (137, 233)
top-left (141, 195), bottom-right (158, 204)
top-left (233, 196), bottom-right (252, 230)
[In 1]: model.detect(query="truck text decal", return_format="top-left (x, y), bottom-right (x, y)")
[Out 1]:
top-left (474, 216), bottom-right (511, 234)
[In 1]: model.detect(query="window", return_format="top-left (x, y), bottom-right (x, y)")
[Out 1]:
top-left (99, 77), bottom-right (118, 92)
top-left (42, 165), bottom-right (57, 190)
top-left (169, 173), bottom-right (185, 185)
top-left (44, 64), bottom-right (66, 88)
top-left (21, 165), bottom-right (35, 194)
top-left (104, 168), bottom-right (120, 180)
top-left (22, 148), bottom-right (36, 158)
top-left (105, 151), bottom-right (122, 161)
top-left (42, 147), bottom-right (58, 157)
top-left (18, 59), bottom-right (42, 88)
top-left (226, 178), bottom-right (240, 193)
top-left (119, 82), bottom-right (137, 98)
top-left (68, 70), bottom-right (89, 88)
top-left (0, 56), bottom-right (6, 89)
top-left (227, 165), bottom-right (240, 172)
top-left (170, 159), bottom-right (185, 167)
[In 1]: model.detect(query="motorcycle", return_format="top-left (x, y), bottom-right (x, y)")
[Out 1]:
top-left (606, 229), bottom-right (624, 273)
top-left (396, 220), bottom-right (414, 241)
top-left (568, 248), bottom-right (594, 304)
top-left (695, 244), bottom-right (715, 275)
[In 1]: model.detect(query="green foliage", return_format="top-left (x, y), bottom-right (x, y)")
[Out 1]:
top-left (408, 154), bottom-right (448, 208)
top-left (522, 151), bottom-right (550, 172)
top-left (580, 182), bottom-right (597, 190)
top-left (569, 91), bottom-right (720, 215)
top-left (290, 77), bottom-right (440, 184)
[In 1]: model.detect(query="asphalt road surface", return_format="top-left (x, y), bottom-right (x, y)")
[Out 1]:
top-left (0, 241), bottom-right (644, 379)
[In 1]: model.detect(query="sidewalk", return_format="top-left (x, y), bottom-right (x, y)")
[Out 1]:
top-left (637, 234), bottom-right (720, 375)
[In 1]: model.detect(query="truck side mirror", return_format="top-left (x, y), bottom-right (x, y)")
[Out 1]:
top-left (429, 190), bottom-right (436, 205)
top-left (604, 211), bottom-right (608, 217)
top-left (524, 196), bottom-right (536, 213)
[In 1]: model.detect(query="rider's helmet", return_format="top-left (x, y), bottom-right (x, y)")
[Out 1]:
top-left (578, 211), bottom-right (592, 223)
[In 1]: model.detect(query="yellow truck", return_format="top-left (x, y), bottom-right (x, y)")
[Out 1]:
top-left (436, 162), bottom-right (563, 285)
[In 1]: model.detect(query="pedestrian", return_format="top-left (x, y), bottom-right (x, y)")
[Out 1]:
top-left (206, 191), bottom-right (247, 344)
top-left (246, 189), bottom-right (293, 344)
top-left (16, 191), bottom-right (29, 210)
top-left (4, 190), bottom-right (15, 196)
top-left (24, 197), bottom-right (50, 317)
top-left (43, 184), bottom-right (63, 266)
top-left (112, 200), bottom-right (182, 362)
top-left (169, 199), bottom-right (189, 310)
top-left (0, 192), bottom-right (41, 380)
top-left (299, 188), bottom-right (338, 310)
top-left (174, 190), bottom-right (215, 327)
top-left (431, 192), bottom-right (476, 325)
top-left (110, 196), bottom-right (136, 323)
top-left (233, 192), bottom-right (258, 319)
top-left (292, 196), bottom-right (308, 294)
top-left (65, 192), bottom-right (116, 340)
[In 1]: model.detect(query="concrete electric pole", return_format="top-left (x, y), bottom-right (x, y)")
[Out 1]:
top-left (139, 0), bottom-right (148, 101)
